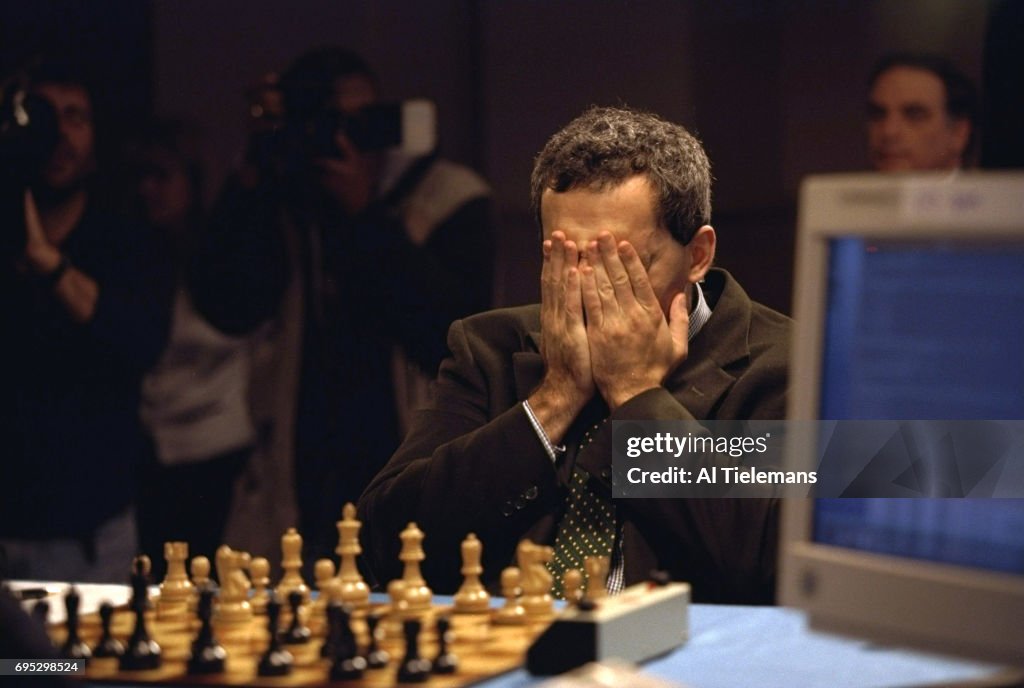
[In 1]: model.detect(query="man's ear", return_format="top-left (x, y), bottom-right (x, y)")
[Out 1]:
top-left (687, 225), bottom-right (716, 282)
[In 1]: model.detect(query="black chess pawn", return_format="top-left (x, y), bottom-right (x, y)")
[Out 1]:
top-left (364, 611), bottom-right (390, 669)
top-left (432, 615), bottom-right (458, 674)
top-left (329, 604), bottom-right (367, 680)
top-left (120, 558), bottom-right (161, 671)
top-left (320, 602), bottom-right (340, 659)
top-left (92, 602), bottom-right (124, 658)
top-left (61, 587), bottom-right (91, 663)
top-left (31, 599), bottom-right (50, 629)
top-left (397, 618), bottom-right (432, 683)
top-left (187, 585), bottom-right (226, 674)
top-left (257, 592), bottom-right (293, 677)
top-left (281, 589), bottom-right (310, 644)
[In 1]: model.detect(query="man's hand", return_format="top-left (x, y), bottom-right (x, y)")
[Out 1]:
top-left (314, 133), bottom-right (374, 216)
top-left (581, 232), bottom-right (689, 410)
top-left (528, 231), bottom-right (594, 444)
top-left (23, 190), bottom-right (61, 274)
top-left (22, 189), bottom-right (98, 322)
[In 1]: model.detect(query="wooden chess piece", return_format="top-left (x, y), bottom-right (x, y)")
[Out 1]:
top-left (257, 592), bottom-right (293, 677)
top-left (158, 541), bottom-right (192, 619)
top-left (563, 569), bottom-right (584, 607)
top-left (249, 556), bottom-right (271, 615)
top-left (92, 602), bottom-right (124, 658)
top-left (432, 615), bottom-right (458, 675)
top-left (518, 541), bottom-right (554, 619)
top-left (281, 589), bottom-right (311, 644)
top-left (365, 611), bottom-right (390, 669)
top-left (320, 601), bottom-right (340, 659)
top-left (399, 522), bottom-right (432, 612)
top-left (133, 554), bottom-right (154, 611)
top-left (315, 577), bottom-right (342, 637)
top-left (120, 558), bottom-right (162, 670)
top-left (187, 585), bottom-right (226, 674)
top-left (61, 587), bottom-right (91, 663)
top-left (397, 618), bottom-right (431, 683)
top-left (189, 555), bottom-right (211, 613)
top-left (313, 558), bottom-right (335, 625)
top-left (31, 599), bottom-right (49, 627)
top-left (213, 545), bottom-right (252, 627)
top-left (453, 533), bottom-right (490, 613)
top-left (384, 578), bottom-right (409, 639)
top-left (276, 527), bottom-right (309, 602)
top-left (493, 567), bottom-right (526, 625)
top-left (583, 556), bottom-right (609, 604)
top-left (329, 603), bottom-right (367, 680)
top-left (336, 503), bottom-right (370, 607)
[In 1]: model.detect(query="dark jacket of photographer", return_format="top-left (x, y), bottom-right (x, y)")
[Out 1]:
top-left (1, 201), bottom-right (173, 540)
top-left (190, 151), bottom-right (493, 563)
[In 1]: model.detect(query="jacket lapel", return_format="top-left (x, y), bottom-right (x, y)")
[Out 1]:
top-left (665, 270), bottom-right (752, 420)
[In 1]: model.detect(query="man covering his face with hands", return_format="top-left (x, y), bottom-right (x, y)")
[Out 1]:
top-left (358, 106), bottom-right (791, 604)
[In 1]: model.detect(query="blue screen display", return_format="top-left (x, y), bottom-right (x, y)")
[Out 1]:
top-left (814, 238), bottom-right (1024, 574)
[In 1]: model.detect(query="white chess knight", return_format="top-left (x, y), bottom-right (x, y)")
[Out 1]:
top-left (517, 540), bottom-right (554, 618)
top-left (214, 544), bottom-right (252, 624)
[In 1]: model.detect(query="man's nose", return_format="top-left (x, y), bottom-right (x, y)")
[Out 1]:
top-left (878, 113), bottom-right (904, 139)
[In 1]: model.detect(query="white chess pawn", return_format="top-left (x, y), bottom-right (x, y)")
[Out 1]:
top-left (583, 556), bottom-right (609, 603)
top-left (493, 567), bottom-right (526, 625)
top-left (250, 556), bottom-right (271, 615)
top-left (189, 555), bottom-right (211, 613)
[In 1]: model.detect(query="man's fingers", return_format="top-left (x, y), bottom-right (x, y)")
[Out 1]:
top-left (540, 239), bottom-right (553, 312)
top-left (618, 241), bottom-right (659, 310)
top-left (586, 238), bottom-right (617, 312)
top-left (580, 263), bottom-right (602, 328)
top-left (566, 265), bottom-right (583, 322)
top-left (598, 233), bottom-right (634, 304)
top-left (549, 231), bottom-right (566, 282)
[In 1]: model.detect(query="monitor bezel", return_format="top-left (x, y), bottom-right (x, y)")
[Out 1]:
top-left (779, 171), bottom-right (1024, 667)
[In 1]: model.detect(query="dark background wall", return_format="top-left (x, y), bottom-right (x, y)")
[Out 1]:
top-left (2, 0), bottom-right (996, 313)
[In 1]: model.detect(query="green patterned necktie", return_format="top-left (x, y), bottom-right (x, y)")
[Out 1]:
top-left (547, 419), bottom-right (615, 599)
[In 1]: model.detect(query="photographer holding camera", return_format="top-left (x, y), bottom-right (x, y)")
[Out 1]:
top-left (191, 48), bottom-right (494, 566)
top-left (0, 60), bottom-right (174, 581)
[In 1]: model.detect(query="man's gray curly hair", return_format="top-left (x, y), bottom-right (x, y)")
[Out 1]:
top-left (530, 106), bottom-right (712, 245)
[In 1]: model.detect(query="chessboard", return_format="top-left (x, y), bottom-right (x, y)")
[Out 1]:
top-left (33, 504), bottom-right (580, 687)
top-left (47, 597), bottom-right (550, 686)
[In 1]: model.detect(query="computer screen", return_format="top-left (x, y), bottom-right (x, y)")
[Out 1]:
top-left (779, 172), bottom-right (1024, 666)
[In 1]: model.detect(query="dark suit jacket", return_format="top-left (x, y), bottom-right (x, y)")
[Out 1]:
top-left (358, 269), bottom-right (791, 603)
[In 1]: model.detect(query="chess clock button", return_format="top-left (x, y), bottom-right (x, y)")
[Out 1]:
top-left (524, 485), bottom-right (539, 500)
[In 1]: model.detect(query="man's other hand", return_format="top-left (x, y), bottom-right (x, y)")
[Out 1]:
top-left (23, 190), bottom-right (61, 274)
top-left (314, 133), bottom-right (374, 216)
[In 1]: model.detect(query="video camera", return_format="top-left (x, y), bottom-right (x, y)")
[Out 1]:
top-left (0, 76), bottom-right (60, 188)
top-left (244, 77), bottom-right (437, 175)
top-left (0, 75), bottom-right (61, 259)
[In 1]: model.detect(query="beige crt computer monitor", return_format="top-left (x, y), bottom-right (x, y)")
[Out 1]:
top-left (778, 172), bottom-right (1024, 666)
